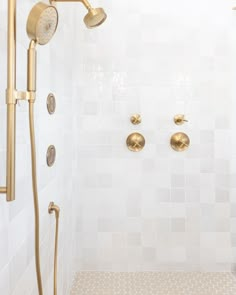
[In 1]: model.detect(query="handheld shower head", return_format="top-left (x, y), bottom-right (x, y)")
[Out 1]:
top-left (26, 2), bottom-right (58, 45)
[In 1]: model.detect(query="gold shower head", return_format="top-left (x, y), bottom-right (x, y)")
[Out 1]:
top-left (26, 2), bottom-right (58, 45)
top-left (84, 7), bottom-right (107, 28)
top-left (50, 0), bottom-right (107, 28)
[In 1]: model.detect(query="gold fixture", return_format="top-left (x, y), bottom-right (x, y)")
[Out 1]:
top-left (26, 4), bottom-right (57, 291)
top-left (0, 187), bottom-right (7, 194)
top-left (27, 2), bottom-right (58, 45)
top-left (174, 114), bottom-right (188, 125)
top-left (0, 0), bottom-right (17, 201)
top-left (47, 145), bottom-right (56, 167)
top-left (170, 132), bottom-right (190, 152)
top-left (126, 133), bottom-right (145, 152)
top-left (47, 93), bottom-right (56, 114)
top-left (50, 0), bottom-right (107, 28)
top-left (130, 114), bottom-right (142, 125)
top-left (1, 0), bottom-right (106, 204)
top-left (2, 0), bottom-right (106, 293)
top-left (48, 202), bottom-right (60, 295)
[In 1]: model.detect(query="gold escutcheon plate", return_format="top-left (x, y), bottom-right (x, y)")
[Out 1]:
top-left (126, 132), bottom-right (145, 152)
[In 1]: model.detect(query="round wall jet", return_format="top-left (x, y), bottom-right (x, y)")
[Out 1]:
top-left (47, 93), bottom-right (56, 114)
top-left (47, 145), bottom-right (56, 167)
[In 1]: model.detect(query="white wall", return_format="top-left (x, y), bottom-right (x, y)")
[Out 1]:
top-left (0, 0), bottom-right (81, 294)
top-left (74, 0), bottom-right (236, 272)
top-left (0, 0), bottom-right (236, 294)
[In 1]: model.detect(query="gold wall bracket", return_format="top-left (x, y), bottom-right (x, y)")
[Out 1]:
top-left (170, 132), bottom-right (190, 152)
top-left (6, 90), bottom-right (36, 103)
top-left (0, 187), bottom-right (7, 194)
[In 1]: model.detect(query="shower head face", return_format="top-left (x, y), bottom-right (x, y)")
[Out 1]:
top-left (27, 2), bottom-right (58, 45)
top-left (84, 8), bottom-right (107, 28)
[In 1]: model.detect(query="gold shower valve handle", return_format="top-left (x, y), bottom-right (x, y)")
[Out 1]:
top-left (174, 114), bottom-right (188, 125)
top-left (170, 132), bottom-right (190, 152)
top-left (130, 114), bottom-right (142, 125)
top-left (126, 132), bottom-right (145, 152)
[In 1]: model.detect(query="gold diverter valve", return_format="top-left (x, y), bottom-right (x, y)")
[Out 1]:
top-left (127, 132), bottom-right (145, 152)
top-left (174, 114), bottom-right (188, 125)
top-left (170, 132), bottom-right (190, 152)
top-left (126, 114), bottom-right (145, 152)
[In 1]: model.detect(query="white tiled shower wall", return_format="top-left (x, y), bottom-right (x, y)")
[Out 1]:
top-left (1, 0), bottom-right (236, 294)
top-left (74, 0), bottom-right (236, 272)
top-left (0, 0), bottom-right (82, 294)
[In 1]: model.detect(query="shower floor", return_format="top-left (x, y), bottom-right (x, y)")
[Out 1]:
top-left (70, 272), bottom-right (236, 295)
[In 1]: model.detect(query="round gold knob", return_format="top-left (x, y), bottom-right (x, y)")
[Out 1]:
top-left (170, 132), bottom-right (190, 152)
top-left (130, 114), bottom-right (142, 125)
top-left (126, 132), bottom-right (145, 152)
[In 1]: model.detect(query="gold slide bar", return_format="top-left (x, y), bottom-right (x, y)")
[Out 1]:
top-left (0, 0), bottom-right (17, 201)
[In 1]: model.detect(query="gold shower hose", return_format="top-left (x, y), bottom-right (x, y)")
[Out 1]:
top-left (29, 101), bottom-right (43, 295)
top-left (29, 101), bottom-right (60, 295)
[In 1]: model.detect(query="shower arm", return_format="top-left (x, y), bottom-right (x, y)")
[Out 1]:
top-left (0, 0), bottom-right (36, 201)
top-left (50, 0), bottom-right (92, 10)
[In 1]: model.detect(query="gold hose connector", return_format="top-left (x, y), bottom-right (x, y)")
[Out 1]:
top-left (48, 202), bottom-right (60, 295)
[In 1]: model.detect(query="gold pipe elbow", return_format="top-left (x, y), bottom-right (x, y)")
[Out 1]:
top-left (48, 202), bottom-right (60, 218)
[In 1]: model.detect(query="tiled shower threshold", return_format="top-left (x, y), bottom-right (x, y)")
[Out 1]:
top-left (71, 272), bottom-right (236, 295)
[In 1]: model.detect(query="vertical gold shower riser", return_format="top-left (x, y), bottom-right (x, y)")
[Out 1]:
top-left (0, 1), bottom-right (37, 201)
top-left (6, 0), bottom-right (17, 202)
top-left (0, 0), bottom-right (17, 201)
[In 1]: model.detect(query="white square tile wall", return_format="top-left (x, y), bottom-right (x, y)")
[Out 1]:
top-left (74, 0), bottom-right (236, 273)
top-left (1, 0), bottom-right (236, 294)
top-left (0, 0), bottom-right (80, 294)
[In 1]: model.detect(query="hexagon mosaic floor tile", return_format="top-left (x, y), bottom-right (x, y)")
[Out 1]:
top-left (71, 272), bottom-right (236, 295)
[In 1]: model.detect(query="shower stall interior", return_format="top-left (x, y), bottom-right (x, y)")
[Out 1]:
top-left (0, 0), bottom-right (236, 294)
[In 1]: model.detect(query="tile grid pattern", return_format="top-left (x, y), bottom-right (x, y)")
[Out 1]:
top-left (0, 1), bottom-right (80, 294)
top-left (74, 0), bottom-right (236, 272)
